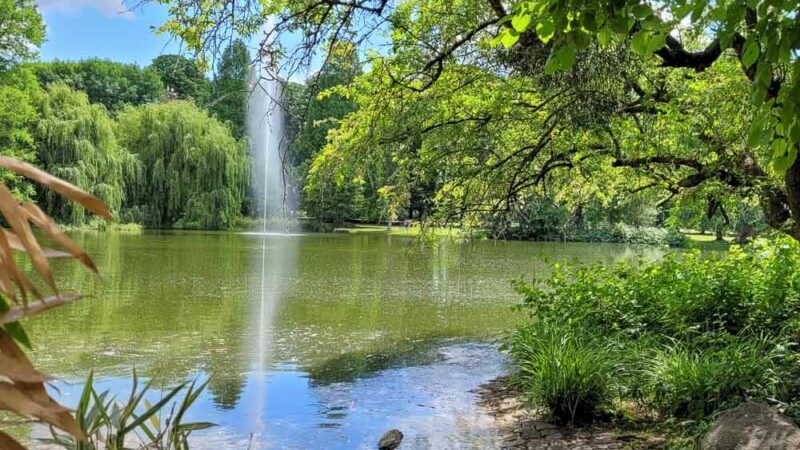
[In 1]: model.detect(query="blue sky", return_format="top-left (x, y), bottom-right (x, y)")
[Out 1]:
top-left (34, 1), bottom-right (384, 81)
top-left (37, 1), bottom-right (184, 67)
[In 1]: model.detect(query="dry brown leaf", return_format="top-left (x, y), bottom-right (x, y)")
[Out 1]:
top-left (21, 204), bottom-right (97, 271)
top-left (0, 353), bottom-right (51, 383)
top-left (1, 229), bottom-right (71, 259)
top-left (0, 383), bottom-right (84, 439)
top-left (0, 158), bottom-right (100, 446)
top-left (0, 330), bottom-right (34, 368)
top-left (0, 184), bottom-right (55, 295)
top-left (0, 256), bottom-right (18, 302)
top-left (0, 228), bottom-right (37, 303)
top-left (0, 294), bottom-right (83, 325)
top-left (0, 331), bottom-right (50, 383)
top-left (0, 430), bottom-right (28, 450)
top-left (0, 156), bottom-right (112, 221)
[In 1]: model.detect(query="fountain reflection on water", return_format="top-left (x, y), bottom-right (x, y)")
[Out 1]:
top-left (245, 30), bottom-right (300, 448)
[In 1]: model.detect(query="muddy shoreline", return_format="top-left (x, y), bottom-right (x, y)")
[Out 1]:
top-left (475, 376), bottom-right (669, 449)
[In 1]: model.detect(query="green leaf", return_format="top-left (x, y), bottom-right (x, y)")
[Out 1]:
top-left (609, 15), bottom-right (630, 34)
top-left (752, 84), bottom-right (768, 106)
top-left (742, 37), bottom-right (759, 68)
top-left (772, 138), bottom-right (794, 173)
top-left (176, 422), bottom-right (216, 432)
top-left (536, 18), bottom-right (555, 43)
top-left (580, 12), bottom-right (598, 32)
top-left (646, 33), bottom-right (667, 53)
top-left (572, 31), bottom-right (591, 49)
top-left (640, 15), bottom-right (661, 31)
top-left (691, 1), bottom-right (706, 22)
top-left (790, 123), bottom-right (800, 145)
top-left (633, 4), bottom-right (653, 19)
top-left (512, 14), bottom-right (532, 33)
top-left (556, 44), bottom-right (577, 70)
top-left (544, 53), bottom-right (560, 74)
top-left (673, 3), bottom-right (693, 20)
top-left (772, 138), bottom-right (788, 158)
top-left (501, 30), bottom-right (520, 48)
top-left (755, 61), bottom-right (772, 87)
top-left (748, 113), bottom-right (769, 147)
top-left (631, 31), bottom-right (649, 55)
top-left (119, 382), bottom-right (187, 435)
top-left (4, 322), bottom-right (31, 349)
top-left (597, 26), bottom-right (613, 46)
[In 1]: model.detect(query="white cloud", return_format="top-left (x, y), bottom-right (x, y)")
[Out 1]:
top-left (37, 0), bottom-right (135, 19)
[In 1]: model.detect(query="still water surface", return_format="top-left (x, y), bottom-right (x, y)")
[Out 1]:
top-left (22, 232), bottom-right (664, 449)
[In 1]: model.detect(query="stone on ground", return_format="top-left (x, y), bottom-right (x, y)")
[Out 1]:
top-left (702, 402), bottom-right (800, 450)
top-left (378, 429), bottom-right (403, 450)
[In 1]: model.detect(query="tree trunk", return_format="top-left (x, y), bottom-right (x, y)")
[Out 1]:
top-left (784, 158), bottom-right (800, 240)
top-left (715, 225), bottom-right (724, 241)
top-left (738, 225), bottom-right (755, 243)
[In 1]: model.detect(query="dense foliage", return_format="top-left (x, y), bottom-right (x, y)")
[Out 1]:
top-left (151, 54), bottom-right (212, 104)
top-left (210, 40), bottom-right (250, 138)
top-left (0, 65), bottom-right (40, 198)
top-left (148, 0), bottom-right (800, 242)
top-left (0, 0), bottom-right (43, 69)
top-left (29, 59), bottom-right (165, 112)
top-left (116, 101), bottom-right (249, 229)
top-left (0, 0), bottom-right (251, 230)
top-left (289, 42), bottom-right (366, 225)
top-left (35, 84), bottom-right (138, 224)
top-left (507, 239), bottom-right (800, 426)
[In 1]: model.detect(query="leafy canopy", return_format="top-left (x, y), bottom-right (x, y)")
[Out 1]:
top-left (0, 0), bottom-right (44, 69)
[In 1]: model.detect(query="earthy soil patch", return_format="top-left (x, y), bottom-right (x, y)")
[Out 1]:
top-left (476, 376), bottom-right (670, 449)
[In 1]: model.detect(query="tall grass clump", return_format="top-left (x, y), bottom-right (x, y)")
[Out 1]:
top-left (42, 371), bottom-right (212, 450)
top-left (507, 238), bottom-right (800, 430)
top-left (643, 336), bottom-right (783, 421)
top-left (507, 322), bottom-right (618, 423)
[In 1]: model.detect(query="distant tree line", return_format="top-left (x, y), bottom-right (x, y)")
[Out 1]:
top-left (0, 1), bottom-right (255, 230)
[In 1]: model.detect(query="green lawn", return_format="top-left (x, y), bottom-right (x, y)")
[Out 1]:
top-left (334, 224), bottom-right (462, 237)
top-left (684, 232), bottom-right (732, 250)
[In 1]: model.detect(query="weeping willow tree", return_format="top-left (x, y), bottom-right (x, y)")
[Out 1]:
top-left (116, 101), bottom-right (249, 229)
top-left (35, 84), bottom-right (139, 224)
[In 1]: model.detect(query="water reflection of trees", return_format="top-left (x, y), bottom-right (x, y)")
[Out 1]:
top-left (25, 232), bottom-right (252, 398)
top-left (23, 232), bottom-right (668, 412)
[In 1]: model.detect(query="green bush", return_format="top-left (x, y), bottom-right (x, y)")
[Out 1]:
top-left (508, 238), bottom-right (800, 426)
top-left (644, 337), bottom-right (782, 420)
top-left (515, 239), bottom-right (800, 339)
top-left (507, 322), bottom-right (619, 423)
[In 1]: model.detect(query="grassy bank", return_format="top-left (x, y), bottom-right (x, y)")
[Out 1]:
top-left (60, 222), bottom-right (144, 233)
top-left (504, 238), bottom-right (800, 446)
top-left (333, 224), bottom-right (463, 238)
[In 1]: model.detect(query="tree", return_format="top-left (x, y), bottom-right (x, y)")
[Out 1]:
top-left (210, 40), bottom-right (250, 138)
top-left (0, 0), bottom-right (44, 197)
top-left (29, 59), bottom-right (164, 112)
top-left (290, 42), bottom-right (365, 221)
top-left (151, 0), bottom-right (800, 239)
top-left (115, 101), bottom-right (249, 229)
top-left (150, 54), bottom-right (211, 103)
top-left (35, 85), bottom-right (138, 224)
top-left (0, 0), bottom-right (44, 69)
top-left (0, 66), bottom-right (40, 199)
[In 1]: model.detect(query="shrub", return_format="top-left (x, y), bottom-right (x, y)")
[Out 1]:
top-left (644, 336), bottom-right (782, 420)
top-left (514, 239), bottom-right (800, 340)
top-left (508, 238), bottom-right (800, 427)
top-left (507, 321), bottom-right (619, 423)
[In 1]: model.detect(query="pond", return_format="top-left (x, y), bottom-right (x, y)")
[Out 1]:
top-left (20, 231), bottom-right (665, 449)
